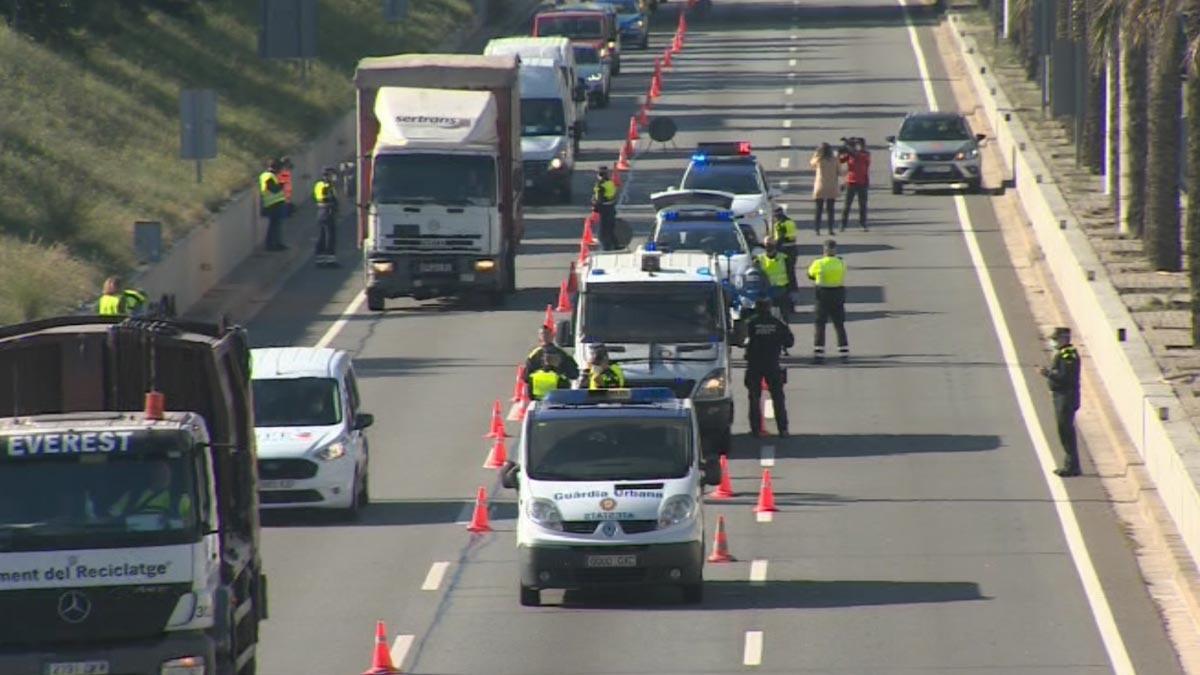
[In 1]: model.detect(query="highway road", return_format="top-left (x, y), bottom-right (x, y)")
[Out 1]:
top-left (248, 0), bottom-right (1187, 672)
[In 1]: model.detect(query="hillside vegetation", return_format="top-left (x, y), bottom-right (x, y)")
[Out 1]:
top-left (0, 0), bottom-right (478, 322)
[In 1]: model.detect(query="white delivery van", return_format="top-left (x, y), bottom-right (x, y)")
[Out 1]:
top-left (518, 57), bottom-right (578, 203)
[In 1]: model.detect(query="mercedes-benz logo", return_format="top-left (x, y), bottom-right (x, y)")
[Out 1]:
top-left (57, 590), bottom-right (91, 624)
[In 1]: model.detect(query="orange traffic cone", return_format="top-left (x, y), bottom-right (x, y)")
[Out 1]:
top-left (581, 214), bottom-right (596, 247)
top-left (484, 437), bottom-right (508, 469)
top-left (709, 454), bottom-right (734, 500)
top-left (662, 48), bottom-right (673, 69)
top-left (543, 304), bottom-right (556, 333)
top-left (653, 55), bottom-right (662, 78)
top-left (555, 280), bottom-right (573, 313)
top-left (707, 516), bottom-right (735, 563)
top-left (637, 105), bottom-right (649, 128)
top-left (678, 13), bottom-right (687, 33)
top-left (362, 620), bottom-right (400, 675)
top-left (623, 136), bottom-right (636, 159)
top-left (566, 261), bottom-right (579, 293)
top-left (615, 147), bottom-right (631, 172)
top-left (577, 238), bottom-right (591, 265)
top-left (467, 486), bottom-right (493, 533)
top-left (484, 399), bottom-right (509, 439)
top-left (510, 365), bottom-right (527, 402)
top-left (513, 379), bottom-right (531, 421)
top-left (612, 168), bottom-right (623, 187)
top-left (628, 116), bottom-right (640, 140)
top-left (754, 469), bottom-right (779, 513)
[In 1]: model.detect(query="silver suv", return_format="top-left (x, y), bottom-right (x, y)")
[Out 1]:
top-left (887, 112), bottom-right (986, 194)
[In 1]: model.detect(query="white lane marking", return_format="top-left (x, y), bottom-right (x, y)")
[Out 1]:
top-left (314, 291), bottom-right (366, 348)
top-left (785, 86), bottom-right (794, 95)
top-left (790, 33), bottom-right (798, 40)
top-left (756, 511), bottom-right (773, 523)
top-left (421, 561), bottom-right (450, 591)
top-left (778, 157), bottom-right (790, 169)
top-left (743, 631), bottom-right (764, 666)
top-left (763, 395), bottom-right (775, 419)
top-left (783, 119), bottom-right (792, 128)
top-left (896, 1), bottom-right (1133, 671)
top-left (789, 46), bottom-right (798, 52)
top-left (788, 58), bottom-right (797, 67)
top-left (787, 72), bottom-right (797, 79)
top-left (391, 635), bottom-right (415, 669)
top-left (749, 559), bottom-right (769, 583)
top-left (781, 137), bottom-right (791, 147)
top-left (760, 445), bottom-right (776, 467)
top-left (778, 180), bottom-right (789, 191)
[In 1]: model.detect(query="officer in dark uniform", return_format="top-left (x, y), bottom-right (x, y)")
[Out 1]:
top-left (742, 298), bottom-right (794, 437)
top-left (524, 325), bottom-right (579, 388)
top-left (1040, 327), bottom-right (1082, 476)
top-left (592, 166), bottom-right (619, 250)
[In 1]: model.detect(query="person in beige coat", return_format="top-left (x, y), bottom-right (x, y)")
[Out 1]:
top-left (810, 143), bottom-right (840, 235)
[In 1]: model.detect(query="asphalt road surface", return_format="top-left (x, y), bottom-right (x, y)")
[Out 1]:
top-left (248, 0), bottom-right (1187, 673)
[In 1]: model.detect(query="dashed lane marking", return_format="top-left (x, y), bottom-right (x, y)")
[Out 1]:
top-left (788, 58), bottom-right (797, 67)
top-left (743, 631), bottom-right (764, 666)
top-left (783, 120), bottom-right (792, 128)
top-left (760, 445), bottom-right (776, 467)
top-left (421, 562), bottom-right (450, 591)
top-left (314, 291), bottom-right (366, 348)
top-left (778, 157), bottom-right (790, 169)
top-left (785, 86), bottom-right (794, 95)
top-left (756, 511), bottom-right (773, 523)
top-left (781, 137), bottom-right (791, 147)
top-left (750, 559), bottom-right (769, 584)
top-left (391, 635), bottom-right (414, 669)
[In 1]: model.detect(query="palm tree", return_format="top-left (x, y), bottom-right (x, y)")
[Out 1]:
top-left (1184, 0), bottom-right (1200, 340)
top-left (1074, 0), bottom-right (1104, 172)
top-left (1144, 0), bottom-right (1184, 271)
top-left (1118, 1), bottom-right (1150, 238)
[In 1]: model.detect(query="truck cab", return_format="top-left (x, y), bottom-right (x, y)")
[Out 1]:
top-left (561, 249), bottom-right (735, 455)
top-left (533, 7), bottom-right (621, 76)
top-left (501, 388), bottom-right (721, 606)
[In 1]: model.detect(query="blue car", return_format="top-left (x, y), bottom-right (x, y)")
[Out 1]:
top-left (597, 0), bottom-right (649, 49)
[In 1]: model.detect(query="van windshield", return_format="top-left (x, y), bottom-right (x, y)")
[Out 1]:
top-left (372, 153), bottom-right (497, 206)
top-left (538, 15), bottom-right (603, 39)
top-left (528, 418), bottom-right (691, 480)
top-left (521, 99), bottom-right (567, 136)
top-left (582, 282), bottom-right (723, 343)
top-left (573, 46), bottom-right (600, 64)
top-left (253, 378), bottom-right (342, 427)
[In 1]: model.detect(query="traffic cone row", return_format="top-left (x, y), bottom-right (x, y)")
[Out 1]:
top-left (483, 437), bottom-right (508, 469)
top-left (542, 304), bottom-right (556, 335)
top-left (754, 469), bottom-right (779, 513)
top-left (510, 365), bottom-right (526, 402)
top-left (627, 116), bottom-right (640, 140)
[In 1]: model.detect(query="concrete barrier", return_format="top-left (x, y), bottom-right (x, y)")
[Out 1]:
top-left (946, 14), bottom-right (1200, 565)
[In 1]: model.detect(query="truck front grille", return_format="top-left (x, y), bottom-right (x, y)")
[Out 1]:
top-left (561, 520), bottom-right (658, 534)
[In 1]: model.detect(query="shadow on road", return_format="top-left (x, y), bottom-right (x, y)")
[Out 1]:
top-left (260, 498), bottom-right (519, 528)
top-left (759, 433), bottom-right (1003, 459)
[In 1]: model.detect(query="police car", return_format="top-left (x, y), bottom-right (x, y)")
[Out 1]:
top-left (251, 347), bottom-right (374, 517)
top-left (673, 142), bottom-right (781, 234)
top-left (501, 388), bottom-right (721, 606)
top-left (648, 188), bottom-right (762, 284)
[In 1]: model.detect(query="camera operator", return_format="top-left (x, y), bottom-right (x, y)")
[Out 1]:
top-left (837, 137), bottom-right (870, 231)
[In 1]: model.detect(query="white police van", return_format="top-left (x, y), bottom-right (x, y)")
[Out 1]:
top-left (501, 389), bottom-right (721, 606)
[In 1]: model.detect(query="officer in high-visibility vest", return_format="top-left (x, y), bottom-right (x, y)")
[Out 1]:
top-left (1040, 327), bottom-right (1082, 476)
top-left (313, 166), bottom-right (340, 267)
top-left (259, 158), bottom-right (287, 251)
top-left (771, 205), bottom-right (799, 291)
top-left (755, 238), bottom-right (791, 318)
top-left (524, 325), bottom-right (579, 390)
top-left (592, 166), bottom-right (619, 251)
top-left (98, 277), bottom-right (150, 317)
top-left (109, 462), bottom-right (192, 521)
top-left (586, 346), bottom-right (625, 389)
top-left (807, 238), bottom-right (848, 362)
top-left (530, 352), bottom-right (571, 400)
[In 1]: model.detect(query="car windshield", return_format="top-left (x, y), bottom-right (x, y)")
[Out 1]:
top-left (654, 223), bottom-right (745, 255)
top-left (573, 46), bottom-right (600, 64)
top-left (537, 15), bottom-right (603, 39)
top-left (681, 162), bottom-right (760, 194)
top-left (521, 98), bottom-right (566, 136)
top-left (898, 116), bottom-right (972, 142)
top-left (372, 153), bottom-right (496, 206)
top-left (0, 433), bottom-right (200, 552)
top-left (582, 282), bottom-right (723, 343)
top-left (527, 418), bottom-right (691, 481)
top-left (253, 377), bottom-right (342, 427)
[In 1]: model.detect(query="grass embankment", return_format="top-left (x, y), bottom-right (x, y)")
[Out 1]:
top-left (0, 0), bottom-right (481, 323)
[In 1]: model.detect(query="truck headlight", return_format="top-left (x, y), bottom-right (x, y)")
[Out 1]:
top-left (475, 259), bottom-right (496, 272)
top-left (694, 369), bottom-right (726, 400)
top-left (636, 19), bottom-right (645, 27)
top-left (161, 656), bottom-right (205, 675)
top-left (371, 260), bottom-right (394, 275)
top-left (607, 40), bottom-right (617, 49)
top-left (528, 498), bottom-right (563, 531)
top-left (549, 156), bottom-right (564, 170)
top-left (658, 494), bottom-right (696, 529)
top-left (316, 442), bottom-right (346, 461)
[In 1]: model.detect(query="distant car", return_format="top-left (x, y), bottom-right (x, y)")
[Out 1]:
top-left (573, 43), bottom-right (611, 107)
top-left (595, 0), bottom-right (649, 49)
top-left (251, 347), bottom-right (374, 518)
top-left (887, 111), bottom-right (987, 194)
top-left (675, 142), bottom-right (780, 235)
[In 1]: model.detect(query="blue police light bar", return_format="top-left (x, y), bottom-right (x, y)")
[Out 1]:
top-left (690, 153), bottom-right (708, 163)
top-left (543, 388), bottom-right (677, 404)
top-left (662, 211), bottom-right (680, 220)
top-left (715, 210), bottom-right (734, 220)
top-left (695, 141), bottom-right (751, 156)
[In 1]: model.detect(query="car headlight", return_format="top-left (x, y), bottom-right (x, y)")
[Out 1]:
top-left (635, 18), bottom-right (645, 27)
top-left (316, 442), bottom-right (347, 461)
top-left (161, 656), bottom-right (205, 675)
top-left (607, 40), bottom-right (617, 49)
top-left (658, 494), bottom-right (696, 529)
top-left (897, 151), bottom-right (913, 160)
top-left (600, 47), bottom-right (609, 57)
top-left (528, 498), bottom-right (563, 531)
top-left (694, 369), bottom-right (726, 400)
top-left (587, 72), bottom-right (603, 81)
top-left (549, 157), bottom-right (564, 170)
top-left (955, 148), bottom-right (979, 160)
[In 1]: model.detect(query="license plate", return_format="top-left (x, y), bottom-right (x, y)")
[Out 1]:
top-left (586, 554), bottom-right (637, 568)
top-left (46, 662), bottom-right (109, 675)
top-left (924, 165), bottom-right (951, 173)
top-left (420, 262), bottom-right (453, 273)
top-left (260, 480), bottom-right (294, 489)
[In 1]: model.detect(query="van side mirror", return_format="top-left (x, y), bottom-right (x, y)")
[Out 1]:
top-left (501, 461), bottom-right (520, 489)
top-left (702, 457), bottom-right (722, 486)
top-left (353, 413), bottom-right (374, 430)
top-left (556, 319), bottom-right (574, 346)
top-left (885, 135), bottom-right (896, 144)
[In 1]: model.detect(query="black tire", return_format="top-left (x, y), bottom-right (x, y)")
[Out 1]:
top-left (342, 470), bottom-right (363, 521)
top-left (520, 584), bottom-right (540, 607)
top-left (366, 290), bottom-right (385, 312)
top-left (237, 655), bottom-right (256, 675)
top-left (358, 464), bottom-right (370, 508)
top-left (891, 181), bottom-right (903, 195)
top-left (681, 583), bottom-right (703, 604)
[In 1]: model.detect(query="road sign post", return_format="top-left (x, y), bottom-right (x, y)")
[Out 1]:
top-left (180, 89), bottom-right (217, 184)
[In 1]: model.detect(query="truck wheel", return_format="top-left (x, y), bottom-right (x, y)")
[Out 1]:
top-left (367, 290), bottom-right (385, 312)
top-left (520, 584), bottom-right (540, 607)
top-left (891, 181), bottom-right (903, 195)
top-left (681, 583), bottom-right (703, 604)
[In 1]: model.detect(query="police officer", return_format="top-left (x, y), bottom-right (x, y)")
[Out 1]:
top-left (585, 346), bottom-right (625, 389)
top-left (109, 462), bottom-right (192, 520)
top-left (529, 352), bottom-right (571, 400)
top-left (808, 239), bottom-right (848, 362)
top-left (592, 166), bottom-right (619, 250)
top-left (771, 205), bottom-right (799, 291)
top-left (743, 298), bottom-right (793, 437)
top-left (1040, 327), bottom-right (1082, 477)
top-left (524, 325), bottom-right (579, 387)
top-left (313, 166), bottom-right (340, 267)
top-left (98, 277), bottom-right (149, 317)
top-left (259, 158), bottom-right (287, 251)
top-left (755, 238), bottom-right (791, 318)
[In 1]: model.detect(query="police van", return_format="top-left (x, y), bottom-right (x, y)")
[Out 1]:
top-left (559, 246), bottom-right (735, 454)
top-left (501, 389), bottom-right (720, 606)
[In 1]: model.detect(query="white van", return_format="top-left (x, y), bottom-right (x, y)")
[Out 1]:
top-left (484, 36), bottom-right (587, 136)
top-left (519, 56), bottom-right (578, 203)
top-left (501, 388), bottom-right (721, 606)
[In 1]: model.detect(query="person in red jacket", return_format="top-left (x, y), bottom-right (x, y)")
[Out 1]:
top-left (838, 137), bottom-right (870, 231)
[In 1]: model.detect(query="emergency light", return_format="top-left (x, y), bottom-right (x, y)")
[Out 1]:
top-left (543, 388), bottom-right (677, 404)
top-left (695, 141), bottom-right (752, 157)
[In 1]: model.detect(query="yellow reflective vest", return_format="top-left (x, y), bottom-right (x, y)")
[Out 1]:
top-left (530, 369), bottom-right (564, 400)
top-left (773, 217), bottom-right (797, 244)
top-left (260, 171), bottom-right (285, 208)
top-left (109, 489), bottom-right (192, 520)
top-left (313, 179), bottom-right (335, 204)
top-left (588, 363), bottom-right (625, 389)
top-left (807, 255), bottom-right (846, 287)
top-left (756, 253), bottom-right (789, 288)
top-left (594, 179), bottom-right (617, 205)
top-left (98, 294), bottom-right (123, 316)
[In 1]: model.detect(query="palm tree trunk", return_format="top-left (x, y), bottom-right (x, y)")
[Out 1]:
top-left (1105, 21), bottom-right (1119, 199)
top-left (1077, 0), bottom-right (1103, 172)
top-left (1145, 9), bottom-right (1184, 271)
top-left (1185, 0), bottom-right (1200, 341)
top-left (1120, 15), bottom-right (1148, 237)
